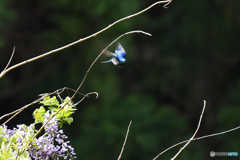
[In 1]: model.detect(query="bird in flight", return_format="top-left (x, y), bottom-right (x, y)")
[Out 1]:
top-left (101, 43), bottom-right (126, 66)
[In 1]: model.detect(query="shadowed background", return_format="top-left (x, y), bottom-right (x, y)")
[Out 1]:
top-left (0, 0), bottom-right (240, 159)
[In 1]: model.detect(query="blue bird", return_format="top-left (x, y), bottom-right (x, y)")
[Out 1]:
top-left (101, 43), bottom-right (126, 66)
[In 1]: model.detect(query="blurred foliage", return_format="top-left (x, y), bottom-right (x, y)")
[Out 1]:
top-left (0, 0), bottom-right (240, 159)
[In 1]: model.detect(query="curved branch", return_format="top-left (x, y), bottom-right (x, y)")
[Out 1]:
top-left (0, 0), bottom-right (172, 78)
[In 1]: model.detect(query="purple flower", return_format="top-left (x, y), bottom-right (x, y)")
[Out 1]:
top-left (28, 113), bottom-right (76, 159)
top-left (1, 112), bottom-right (76, 159)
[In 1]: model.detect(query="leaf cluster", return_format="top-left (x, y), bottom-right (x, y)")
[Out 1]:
top-left (33, 96), bottom-right (77, 128)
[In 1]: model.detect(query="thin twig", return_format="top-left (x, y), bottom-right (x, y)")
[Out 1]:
top-left (0, 46), bottom-right (15, 78)
top-left (75, 92), bottom-right (98, 106)
top-left (39, 87), bottom-right (86, 97)
top-left (0, 94), bottom-right (48, 125)
top-left (0, 107), bottom-right (22, 122)
top-left (2, 46), bottom-right (15, 73)
top-left (118, 120), bottom-right (132, 160)
top-left (163, 0), bottom-right (172, 8)
top-left (193, 125), bottom-right (240, 141)
top-left (0, 85), bottom-right (88, 124)
top-left (170, 100), bottom-right (206, 160)
top-left (0, 90), bottom-right (61, 123)
top-left (1, 110), bottom-right (22, 126)
top-left (0, 0), bottom-right (171, 78)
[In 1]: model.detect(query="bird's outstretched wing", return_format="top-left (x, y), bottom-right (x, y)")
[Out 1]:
top-left (103, 50), bottom-right (116, 57)
top-left (101, 57), bottom-right (121, 66)
top-left (115, 43), bottom-right (126, 58)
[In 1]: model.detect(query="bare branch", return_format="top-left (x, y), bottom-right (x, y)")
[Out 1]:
top-left (0, 0), bottom-right (171, 78)
top-left (163, 0), bottom-right (172, 8)
top-left (0, 94), bottom-right (48, 125)
top-left (170, 100), bottom-right (206, 160)
top-left (153, 125), bottom-right (240, 160)
top-left (74, 92), bottom-right (98, 106)
top-left (118, 120), bottom-right (132, 160)
top-left (153, 100), bottom-right (240, 159)
top-left (193, 125), bottom-right (240, 141)
top-left (0, 87), bottom-right (83, 124)
top-left (0, 46), bottom-right (15, 77)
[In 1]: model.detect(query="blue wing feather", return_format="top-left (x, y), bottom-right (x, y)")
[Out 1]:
top-left (115, 43), bottom-right (126, 58)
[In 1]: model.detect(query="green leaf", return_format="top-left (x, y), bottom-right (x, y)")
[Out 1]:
top-left (33, 106), bottom-right (46, 123)
top-left (40, 96), bottom-right (60, 107)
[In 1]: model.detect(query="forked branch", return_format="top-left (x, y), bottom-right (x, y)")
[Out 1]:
top-left (171, 100), bottom-right (206, 160)
top-left (0, 0), bottom-right (172, 78)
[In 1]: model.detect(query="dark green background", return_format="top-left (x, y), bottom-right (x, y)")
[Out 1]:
top-left (0, 0), bottom-right (239, 159)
